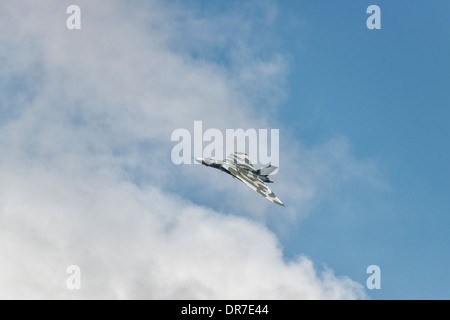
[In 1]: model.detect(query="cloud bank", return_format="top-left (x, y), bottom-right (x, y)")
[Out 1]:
top-left (0, 0), bottom-right (369, 299)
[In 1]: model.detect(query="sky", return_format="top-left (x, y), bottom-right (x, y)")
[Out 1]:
top-left (0, 0), bottom-right (449, 300)
top-left (276, 0), bottom-right (450, 299)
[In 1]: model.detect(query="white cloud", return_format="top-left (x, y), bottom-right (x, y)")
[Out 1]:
top-left (0, 0), bottom-right (370, 299)
top-left (0, 164), bottom-right (366, 299)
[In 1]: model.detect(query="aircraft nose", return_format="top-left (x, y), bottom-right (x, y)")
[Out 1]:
top-left (195, 158), bottom-right (203, 164)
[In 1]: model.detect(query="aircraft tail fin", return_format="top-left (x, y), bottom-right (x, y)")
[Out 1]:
top-left (257, 164), bottom-right (278, 176)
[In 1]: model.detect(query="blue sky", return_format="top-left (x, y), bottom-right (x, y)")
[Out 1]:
top-left (178, 0), bottom-right (450, 299)
top-left (1, 0), bottom-right (449, 300)
top-left (273, 1), bottom-right (450, 299)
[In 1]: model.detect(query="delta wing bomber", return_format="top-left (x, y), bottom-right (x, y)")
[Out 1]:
top-left (196, 152), bottom-right (285, 207)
